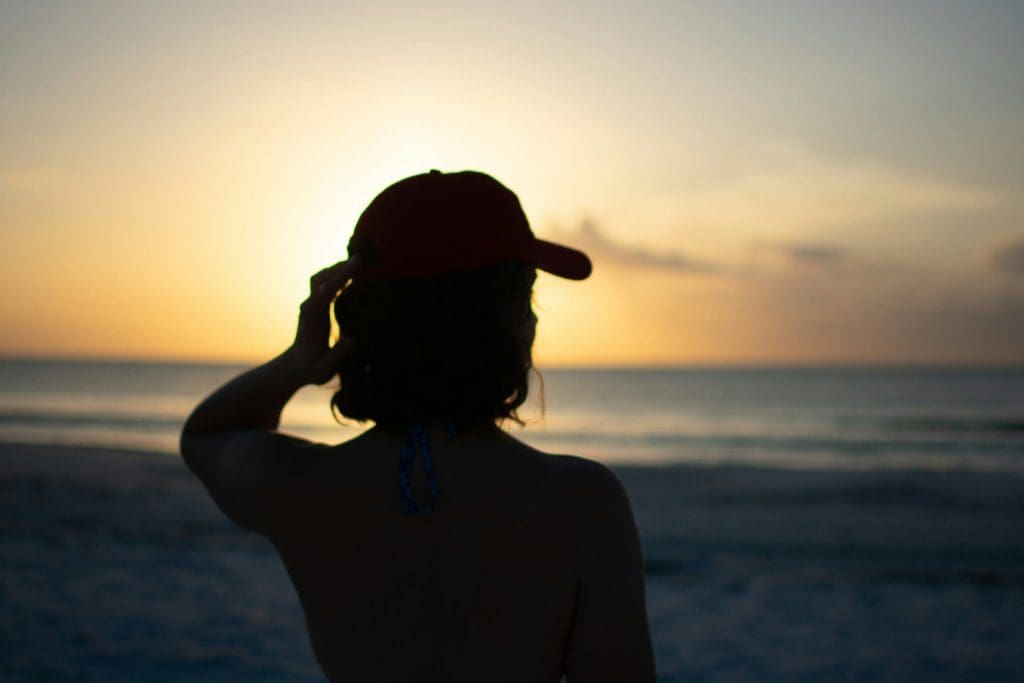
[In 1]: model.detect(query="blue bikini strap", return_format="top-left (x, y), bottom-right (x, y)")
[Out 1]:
top-left (398, 422), bottom-right (440, 514)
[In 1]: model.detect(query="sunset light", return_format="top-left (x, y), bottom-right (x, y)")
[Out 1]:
top-left (2, 2), bottom-right (1022, 365)
top-left (4, 4), bottom-right (1024, 681)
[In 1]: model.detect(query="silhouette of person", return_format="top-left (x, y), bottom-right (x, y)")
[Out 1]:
top-left (181, 170), bottom-right (656, 681)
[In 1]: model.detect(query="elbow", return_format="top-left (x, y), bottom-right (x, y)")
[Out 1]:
top-left (181, 405), bottom-right (206, 437)
top-left (179, 428), bottom-right (198, 471)
top-left (180, 405), bottom-right (216, 454)
top-left (179, 419), bottom-right (207, 474)
top-left (180, 409), bottom-right (197, 455)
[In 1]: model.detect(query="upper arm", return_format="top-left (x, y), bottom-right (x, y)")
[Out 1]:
top-left (562, 459), bottom-right (656, 682)
top-left (180, 430), bottom-right (324, 535)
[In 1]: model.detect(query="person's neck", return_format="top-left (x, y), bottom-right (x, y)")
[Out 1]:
top-left (372, 419), bottom-right (503, 442)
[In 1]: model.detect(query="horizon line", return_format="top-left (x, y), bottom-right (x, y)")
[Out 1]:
top-left (1, 352), bottom-right (1022, 371)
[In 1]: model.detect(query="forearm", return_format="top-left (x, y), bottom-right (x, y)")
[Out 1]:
top-left (182, 352), bottom-right (305, 435)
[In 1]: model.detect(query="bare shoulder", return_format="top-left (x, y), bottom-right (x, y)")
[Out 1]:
top-left (544, 453), bottom-right (632, 507)
top-left (180, 430), bottom-right (348, 533)
top-left (512, 449), bottom-right (636, 537)
top-left (548, 453), bottom-right (624, 485)
top-left (543, 454), bottom-right (656, 681)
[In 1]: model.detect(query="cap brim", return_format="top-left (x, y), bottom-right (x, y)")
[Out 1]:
top-left (529, 239), bottom-right (593, 280)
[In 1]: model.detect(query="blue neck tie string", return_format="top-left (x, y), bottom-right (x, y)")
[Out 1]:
top-left (398, 422), bottom-right (440, 514)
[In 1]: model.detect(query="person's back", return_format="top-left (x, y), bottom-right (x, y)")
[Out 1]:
top-left (181, 169), bottom-right (656, 681)
top-left (261, 428), bottom-right (651, 681)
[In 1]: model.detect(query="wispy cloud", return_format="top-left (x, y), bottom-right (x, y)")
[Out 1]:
top-left (550, 219), bottom-right (718, 274)
top-left (547, 221), bottom-right (858, 278)
top-left (773, 243), bottom-right (849, 268)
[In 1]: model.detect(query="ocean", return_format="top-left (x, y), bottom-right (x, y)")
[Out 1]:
top-left (2, 359), bottom-right (1023, 681)
top-left (2, 359), bottom-right (1023, 472)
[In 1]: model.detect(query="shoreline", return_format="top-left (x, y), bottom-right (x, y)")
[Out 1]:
top-left (3, 438), bottom-right (1023, 478)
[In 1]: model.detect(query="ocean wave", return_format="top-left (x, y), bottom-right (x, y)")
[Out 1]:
top-left (0, 410), bottom-right (186, 430)
top-left (0, 409), bottom-right (327, 433)
top-left (643, 557), bottom-right (1024, 588)
top-left (879, 416), bottom-right (1024, 435)
top-left (527, 428), bottom-right (1024, 457)
top-left (3, 408), bottom-right (1023, 474)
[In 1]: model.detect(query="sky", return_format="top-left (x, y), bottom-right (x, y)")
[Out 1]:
top-left (2, 0), bottom-right (1023, 366)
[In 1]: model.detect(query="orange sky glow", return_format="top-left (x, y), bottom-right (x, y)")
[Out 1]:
top-left (2, 2), bottom-right (1023, 366)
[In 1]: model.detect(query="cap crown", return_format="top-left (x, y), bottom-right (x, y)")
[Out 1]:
top-left (349, 170), bottom-right (534, 281)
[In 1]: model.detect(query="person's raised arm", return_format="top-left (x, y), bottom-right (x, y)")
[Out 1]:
top-left (563, 459), bottom-right (656, 682)
top-left (179, 258), bottom-right (358, 531)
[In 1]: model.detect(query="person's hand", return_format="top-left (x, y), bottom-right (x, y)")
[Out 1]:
top-left (284, 257), bottom-right (359, 385)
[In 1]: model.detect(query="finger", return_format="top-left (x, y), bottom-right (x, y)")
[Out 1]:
top-left (328, 255), bottom-right (360, 285)
top-left (310, 258), bottom-right (361, 302)
top-left (310, 269), bottom-right (333, 289)
top-left (310, 260), bottom-right (348, 290)
top-left (312, 257), bottom-right (360, 290)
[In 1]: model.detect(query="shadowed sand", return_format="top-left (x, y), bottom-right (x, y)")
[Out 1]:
top-left (3, 442), bottom-right (1024, 682)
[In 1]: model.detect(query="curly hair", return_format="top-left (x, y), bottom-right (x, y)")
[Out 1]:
top-left (331, 263), bottom-right (537, 430)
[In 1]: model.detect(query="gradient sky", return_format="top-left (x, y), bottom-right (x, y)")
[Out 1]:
top-left (2, 1), bottom-right (1023, 365)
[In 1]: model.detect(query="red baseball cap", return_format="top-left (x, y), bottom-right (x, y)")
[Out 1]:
top-left (347, 169), bottom-right (592, 282)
